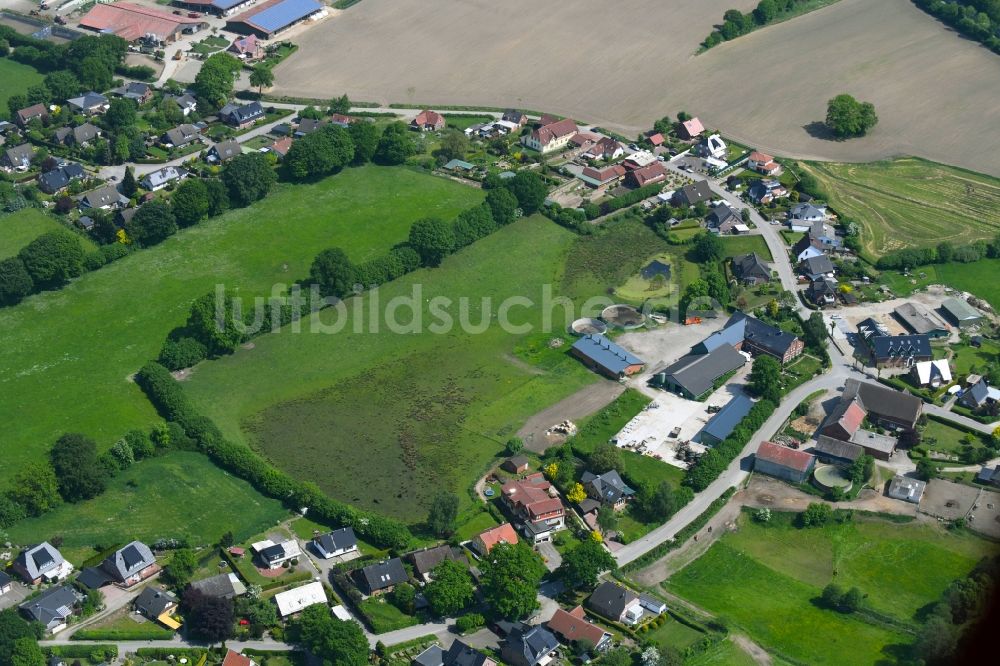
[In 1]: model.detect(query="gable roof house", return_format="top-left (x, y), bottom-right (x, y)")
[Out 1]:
top-left (164, 92), bottom-right (198, 116)
top-left (547, 606), bottom-right (613, 653)
top-left (134, 587), bottom-right (179, 626)
top-left (866, 334), bottom-right (932, 368)
top-left (912, 359), bottom-right (953, 388)
top-left (268, 136), bottom-right (293, 159)
top-left (294, 117), bottom-right (327, 136)
top-left (414, 640), bottom-right (497, 666)
top-left (821, 396), bottom-right (866, 442)
top-left (15, 103), bottom-right (48, 127)
top-left (673, 180), bottom-right (714, 206)
top-left (220, 101), bottom-right (265, 128)
top-left (702, 311), bottom-right (804, 364)
top-left (732, 252), bottom-right (771, 285)
top-left (625, 161), bottom-right (667, 188)
top-left (587, 581), bottom-right (643, 625)
top-left (501, 472), bottom-right (565, 543)
top-left (500, 622), bottom-right (560, 666)
top-left (581, 470), bottom-right (635, 511)
top-left (101, 541), bottom-right (159, 587)
top-left (162, 123), bottom-right (202, 147)
top-left (67, 123), bottom-right (102, 147)
top-left (190, 572), bottom-right (247, 599)
top-left (140, 165), bottom-right (186, 191)
top-left (976, 464), bottom-right (1000, 487)
top-left (502, 109), bottom-right (528, 126)
top-left (792, 234), bottom-right (825, 263)
top-left (208, 139), bottom-right (243, 162)
top-left (19, 585), bottom-right (81, 634)
top-left (522, 118), bottom-right (578, 153)
top-left (274, 580), bottom-right (328, 617)
top-left (678, 117), bottom-right (705, 140)
top-left (13, 542), bottom-right (72, 585)
top-left (358, 558), bottom-right (408, 596)
top-left (893, 302), bottom-right (950, 338)
top-left (112, 81), bottom-right (154, 103)
top-left (843, 378), bottom-right (923, 433)
top-left (787, 203), bottom-right (826, 230)
top-left (471, 523), bottom-right (519, 557)
top-left (747, 151), bottom-right (780, 175)
top-left (801, 254), bottom-right (835, 281)
top-left (410, 109), bottom-right (446, 132)
top-left (222, 649), bottom-right (258, 666)
top-left (229, 33), bottom-right (264, 59)
top-left (754, 441), bottom-right (816, 483)
top-left (66, 91), bottom-right (109, 115)
top-left (253, 539), bottom-right (302, 569)
top-left (578, 164), bottom-right (627, 188)
top-left (959, 378), bottom-right (1000, 411)
top-left (2, 143), bottom-right (36, 171)
top-left (408, 544), bottom-right (459, 581)
top-left (38, 163), bottom-right (85, 195)
top-left (746, 178), bottom-right (787, 205)
top-left (570, 334), bottom-right (645, 379)
top-left (313, 527), bottom-right (358, 559)
top-left (807, 277), bottom-right (839, 307)
top-left (582, 136), bottom-right (624, 161)
top-left (706, 204), bottom-right (741, 234)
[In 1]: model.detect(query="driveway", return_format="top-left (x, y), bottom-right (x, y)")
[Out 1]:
top-left (536, 541), bottom-right (561, 573)
top-left (0, 580), bottom-right (31, 611)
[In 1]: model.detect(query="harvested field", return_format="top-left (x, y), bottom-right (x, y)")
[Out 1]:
top-left (277, 0), bottom-right (1000, 175)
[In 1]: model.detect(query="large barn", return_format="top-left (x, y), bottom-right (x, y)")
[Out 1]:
top-left (226, 0), bottom-right (325, 38)
top-left (79, 2), bottom-right (207, 43)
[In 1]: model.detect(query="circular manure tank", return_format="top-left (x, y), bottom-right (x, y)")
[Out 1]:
top-left (570, 317), bottom-right (609, 336)
top-left (813, 464), bottom-right (853, 493)
top-left (601, 304), bottom-right (646, 330)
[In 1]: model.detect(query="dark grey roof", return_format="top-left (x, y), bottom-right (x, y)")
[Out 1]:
top-left (211, 139), bottom-right (242, 160)
top-left (314, 526), bottom-right (357, 555)
top-left (164, 124), bottom-right (201, 145)
top-left (893, 303), bottom-right (947, 335)
top-left (581, 470), bottom-right (635, 505)
top-left (732, 252), bottom-right (770, 281)
top-left (259, 543), bottom-right (289, 563)
top-left (731, 311), bottom-right (800, 358)
top-left (413, 644), bottom-right (445, 666)
top-left (224, 101), bottom-right (264, 124)
top-left (20, 585), bottom-right (79, 627)
top-left (662, 345), bottom-right (746, 398)
top-left (409, 544), bottom-right (457, 577)
top-left (814, 435), bottom-right (864, 462)
top-left (77, 566), bottom-right (113, 589)
top-left (586, 581), bottom-right (638, 620)
top-left (869, 334), bottom-right (931, 362)
top-left (699, 393), bottom-right (754, 443)
top-left (190, 572), bottom-right (241, 598)
top-left (843, 379), bottom-right (922, 428)
top-left (80, 184), bottom-right (123, 208)
top-left (102, 541), bottom-right (155, 582)
top-left (444, 640), bottom-right (492, 666)
top-left (67, 91), bottom-right (108, 110)
top-left (676, 180), bottom-right (713, 205)
top-left (706, 204), bottom-right (739, 228)
top-left (360, 558), bottom-right (407, 592)
top-left (3, 143), bottom-right (35, 167)
top-left (503, 622), bottom-right (559, 666)
top-left (134, 587), bottom-right (176, 617)
top-left (0, 571), bottom-right (12, 587)
top-left (802, 254), bottom-right (834, 275)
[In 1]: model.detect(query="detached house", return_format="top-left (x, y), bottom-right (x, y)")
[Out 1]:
top-left (63, 123), bottom-right (101, 147)
top-left (731, 252), bottom-right (771, 285)
top-left (2, 143), bottom-right (36, 171)
top-left (502, 109), bottom-right (528, 127)
top-left (408, 544), bottom-right (458, 581)
top-left (410, 109), bottom-right (446, 132)
top-left (747, 151), bottom-right (780, 175)
top-left (0, 571), bottom-right (12, 596)
top-left (678, 117), bottom-right (704, 140)
top-left (522, 118), bottom-right (578, 153)
top-left (190, 572), bottom-right (247, 599)
top-left (788, 203), bottom-right (826, 230)
top-left (547, 606), bottom-right (612, 652)
top-left (113, 81), bottom-right (153, 104)
top-left (15, 103), bottom-right (48, 127)
top-left (358, 558), bottom-right (407, 596)
top-left (141, 165), bottom-right (186, 191)
top-left (499, 622), bottom-right (560, 666)
top-left (706, 204), bottom-right (741, 234)
top-left (208, 139), bottom-right (242, 162)
top-left (134, 587), bottom-right (179, 628)
top-left (625, 161), bottom-right (667, 188)
top-left (587, 581), bottom-right (643, 625)
top-left (801, 254), bottom-right (835, 281)
top-left (38, 163), bottom-right (85, 194)
top-left (414, 640), bottom-right (496, 666)
top-left (102, 541), bottom-right (159, 587)
top-left (313, 527), bottom-right (358, 559)
top-left (746, 178), bottom-right (787, 205)
top-left (673, 180), bottom-right (713, 206)
top-left (578, 164), bottom-right (626, 188)
top-left (229, 33), bottom-right (264, 60)
top-left (471, 523), bottom-right (519, 557)
top-left (274, 581), bottom-right (327, 618)
top-left (13, 542), bottom-right (72, 585)
top-left (581, 470), bottom-right (635, 511)
top-left (807, 277), bottom-right (838, 307)
top-left (164, 92), bottom-right (198, 116)
top-left (582, 136), bottom-right (624, 161)
top-left (252, 539), bottom-right (301, 569)
top-left (501, 472), bottom-right (565, 543)
top-left (162, 123), bottom-right (202, 147)
top-left (220, 101), bottom-right (264, 129)
top-left (19, 585), bottom-right (81, 634)
top-left (66, 91), bottom-right (109, 115)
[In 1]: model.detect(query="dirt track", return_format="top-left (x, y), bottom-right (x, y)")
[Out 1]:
top-left (516, 380), bottom-right (624, 452)
top-left (276, 0), bottom-right (1000, 175)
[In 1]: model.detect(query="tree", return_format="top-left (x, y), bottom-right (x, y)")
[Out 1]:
top-left (193, 52), bottom-right (242, 106)
top-left (309, 247), bottom-right (356, 299)
top-left (821, 582), bottom-right (844, 609)
top-left (7, 463), bottom-right (60, 516)
top-left (50, 433), bottom-right (106, 502)
top-left (77, 55), bottom-right (113, 91)
top-left (43, 70), bottom-right (81, 102)
top-left (104, 98), bottom-right (137, 132)
top-left (640, 480), bottom-right (688, 522)
top-left (0, 609), bottom-right (42, 665)
top-left (425, 560), bottom-right (474, 617)
top-left (505, 437), bottom-right (524, 455)
top-left (374, 122), bottom-right (416, 165)
top-left (234, 594), bottom-right (277, 634)
top-left (555, 538), bottom-right (616, 591)
top-left (692, 231), bottom-right (723, 262)
top-left (171, 178), bottom-right (210, 227)
top-left (222, 153), bottom-right (277, 205)
top-left (841, 586), bottom-right (864, 613)
top-left (249, 64), bottom-right (274, 94)
top-left (799, 502), bottom-right (832, 527)
top-left (329, 94), bottom-right (351, 115)
top-left (121, 166), bottom-right (138, 198)
top-left (567, 483), bottom-right (587, 504)
top-left (485, 187), bottom-right (518, 226)
top-left (291, 604), bottom-right (368, 666)
top-left (284, 124), bottom-right (355, 179)
top-left (589, 442), bottom-right (623, 474)
top-left (479, 542), bottom-right (546, 619)
top-left (825, 94), bottom-right (878, 138)
top-left (435, 130), bottom-right (469, 163)
top-left (163, 548), bottom-right (197, 588)
top-left (9, 637), bottom-right (44, 666)
top-left (204, 178), bottom-right (230, 216)
top-left (848, 454), bottom-right (874, 485)
top-left (0, 257), bottom-right (34, 306)
top-left (597, 505), bottom-right (618, 534)
top-left (390, 582), bottom-right (416, 614)
top-left (427, 491), bottom-right (459, 537)
top-left (600, 648), bottom-right (633, 666)
top-left (453, 204), bottom-right (497, 247)
top-left (125, 200), bottom-right (177, 246)
top-left (184, 291), bottom-right (245, 356)
top-left (506, 171), bottom-right (548, 214)
top-left (182, 588), bottom-right (234, 643)
top-left (916, 457), bottom-right (938, 481)
top-left (748, 355), bottom-right (782, 403)
top-left (18, 230), bottom-right (85, 289)
top-left (348, 121), bottom-right (380, 164)
top-left (754, 0), bottom-right (779, 24)
top-left (408, 217), bottom-right (455, 267)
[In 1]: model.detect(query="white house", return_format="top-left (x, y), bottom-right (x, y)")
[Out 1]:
top-left (521, 118), bottom-right (578, 153)
top-left (788, 203), bottom-right (827, 231)
top-left (912, 359), bottom-right (952, 388)
top-left (698, 134), bottom-right (727, 160)
top-left (274, 581), bottom-right (327, 618)
top-left (252, 539), bottom-right (302, 569)
top-left (312, 527), bottom-right (358, 559)
top-left (140, 166), bottom-right (186, 191)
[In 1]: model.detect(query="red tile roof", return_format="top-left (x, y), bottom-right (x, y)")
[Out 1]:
top-left (80, 2), bottom-right (202, 41)
top-left (270, 136), bottom-right (293, 156)
top-left (838, 400), bottom-right (866, 436)
top-left (648, 132), bottom-right (664, 146)
top-left (681, 117), bottom-right (705, 137)
top-left (413, 110), bottom-right (445, 128)
top-left (531, 118), bottom-right (578, 146)
top-left (629, 161), bottom-right (667, 187)
top-left (548, 606), bottom-right (607, 646)
top-left (222, 650), bottom-right (254, 666)
top-left (749, 151), bottom-right (773, 163)
top-left (756, 441), bottom-right (816, 473)
top-left (570, 132), bottom-right (599, 147)
top-left (475, 523), bottom-right (519, 553)
top-left (581, 164), bottom-right (626, 182)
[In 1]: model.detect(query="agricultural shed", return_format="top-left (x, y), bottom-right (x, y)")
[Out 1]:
top-left (226, 0), bottom-right (325, 38)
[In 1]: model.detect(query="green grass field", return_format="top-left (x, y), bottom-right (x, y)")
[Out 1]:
top-left (443, 114), bottom-right (495, 131)
top-left (183, 216), bottom-right (599, 522)
top-left (0, 208), bottom-right (96, 258)
top-left (719, 235), bottom-right (772, 261)
top-left (800, 159), bottom-right (1000, 259)
top-left (360, 597), bottom-right (419, 633)
top-left (643, 615), bottom-right (706, 652)
top-left (0, 58), bottom-right (45, 123)
top-left (664, 510), bottom-right (994, 663)
top-left (0, 166), bottom-right (480, 491)
top-left (6, 452), bottom-right (289, 563)
top-left (685, 639), bottom-right (758, 666)
top-left (879, 259), bottom-right (1000, 310)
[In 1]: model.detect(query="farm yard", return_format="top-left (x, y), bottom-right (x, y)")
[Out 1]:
top-left (0, 166), bottom-right (481, 491)
top-left (799, 158), bottom-right (1000, 259)
top-left (275, 0), bottom-right (1000, 176)
top-left (5, 452), bottom-right (289, 564)
top-left (662, 509), bottom-right (995, 664)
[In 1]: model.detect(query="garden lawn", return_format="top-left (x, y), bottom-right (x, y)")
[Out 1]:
top-left (0, 58), bottom-right (44, 123)
top-left (0, 208), bottom-right (95, 258)
top-left (359, 598), bottom-right (418, 633)
top-left (921, 418), bottom-right (986, 460)
top-left (643, 615), bottom-right (706, 652)
top-left (74, 613), bottom-right (175, 641)
top-left (443, 114), bottom-right (495, 131)
top-left (6, 452), bottom-right (289, 563)
top-left (685, 639), bottom-right (758, 666)
top-left (799, 158), bottom-right (1000, 260)
top-left (0, 166), bottom-right (480, 491)
top-left (664, 541), bottom-right (911, 666)
top-left (183, 216), bottom-right (599, 522)
top-left (950, 336), bottom-right (1000, 377)
top-left (719, 234), bottom-right (772, 261)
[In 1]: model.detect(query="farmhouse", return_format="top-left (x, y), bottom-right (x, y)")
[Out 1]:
top-left (499, 622), bottom-right (560, 666)
top-left (625, 161), bottom-right (667, 188)
top-left (893, 302), bottom-right (949, 338)
top-left (226, 0), bottom-right (326, 38)
top-left (2, 143), bottom-right (36, 172)
top-left (547, 606), bottom-right (612, 652)
top-left (581, 470), bottom-right (635, 511)
top-left (414, 640), bottom-right (497, 666)
top-left (252, 539), bottom-right (301, 569)
top-left (66, 91), bottom-right (109, 115)
top-left (471, 523), bottom-right (519, 556)
top-left (657, 345), bottom-right (747, 400)
top-left (15, 103), bottom-right (48, 127)
top-left (570, 334), bottom-right (645, 379)
top-left (587, 581), bottom-right (642, 625)
top-left (134, 587), bottom-right (179, 628)
top-left (229, 34), bottom-right (264, 61)
top-left (358, 558), bottom-right (407, 596)
top-left (698, 393), bottom-right (755, 446)
top-left (754, 441), bottom-right (816, 483)
top-left (19, 585), bottom-right (81, 634)
top-left (79, 2), bottom-right (207, 42)
top-left (940, 297), bottom-right (983, 329)
top-left (866, 334), bottom-right (932, 368)
top-left (410, 109), bottom-right (446, 132)
top-left (888, 475), bottom-right (926, 504)
top-left (38, 163), bottom-right (86, 194)
top-left (706, 204), bottom-right (741, 234)
top-left (912, 359), bottom-right (952, 388)
top-left (731, 252), bottom-right (771, 285)
top-left (408, 544), bottom-right (458, 581)
top-left (814, 435), bottom-right (864, 466)
top-left (850, 429), bottom-right (899, 462)
top-left (13, 542), bottom-right (72, 585)
top-left (208, 139), bottom-right (243, 162)
top-left (820, 397), bottom-right (866, 442)
top-left (313, 527), bottom-right (358, 559)
top-left (673, 180), bottom-right (713, 206)
top-left (190, 572), bottom-right (247, 599)
top-left (578, 164), bottom-right (627, 188)
top-left (695, 311), bottom-right (804, 364)
top-left (843, 379), bottom-right (923, 432)
top-left (501, 472), bottom-right (565, 543)
top-left (678, 117), bottom-right (704, 139)
top-left (522, 118), bottom-right (578, 153)
top-left (274, 581), bottom-right (327, 617)
top-left (141, 165), bottom-right (186, 191)
top-left (220, 101), bottom-right (264, 129)
top-left (747, 151), bottom-right (780, 175)
top-left (172, 0), bottom-right (256, 18)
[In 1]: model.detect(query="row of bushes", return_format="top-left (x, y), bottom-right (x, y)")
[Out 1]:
top-left (44, 645), bottom-right (118, 660)
top-left (135, 361), bottom-right (413, 550)
top-left (701, 0), bottom-right (823, 49)
top-left (876, 235), bottom-right (1000, 270)
top-left (684, 400), bottom-right (777, 491)
top-left (913, 0), bottom-right (1000, 55)
top-left (72, 627), bottom-right (174, 641)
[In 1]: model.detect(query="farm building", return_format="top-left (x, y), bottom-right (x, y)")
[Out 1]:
top-left (887, 475), bottom-right (925, 504)
top-left (976, 465), bottom-right (1000, 487)
top-left (940, 297), bottom-right (983, 329)
top-left (570, 334), bottom-right (645, 379)
top-left (0, 571), bottom-right (11, 595)
top-left (698, 393), bottom-right (754, 446)
top-left (825, 380), bottom-right (920, 445)
top-left (79, 2), bottom-right (207, 42)
top-left (814, 435), bottom-right (864, 466)
top-left (226, 0), bottom-right (326, 38)
top-left (502, 455), bottom-right (530, 474)
top-left (172, 0), bottom-right (256, 18)
top-left (274, 581), bottom-right (327, 617)
top-left (893, 302), bottom-right (949, 338)
top-left (695, 312), bottom-right (804, 364)
top-left (754, 441), bottom-right (816, 483)
top-left (850, 429), bottom-right (898, 461)
top-left (820, 397), bottom-right (865, 441)
top-left (866, 334), bottom-right (932, 368)
top-left (656, 345), bottom-right (746, 400)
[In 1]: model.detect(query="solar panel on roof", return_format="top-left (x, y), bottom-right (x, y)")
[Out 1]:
top-left (247, 0), bottom-right (321, 32)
